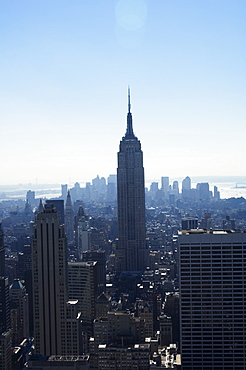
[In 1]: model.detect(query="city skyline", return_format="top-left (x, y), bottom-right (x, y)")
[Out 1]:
top-left (1, 1), bottom-right (246, 185)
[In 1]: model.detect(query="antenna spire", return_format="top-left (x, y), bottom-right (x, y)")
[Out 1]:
top-left (128, 86), bottom-right (131, 113)
top-left (124, 86), bottom-right (136, 140)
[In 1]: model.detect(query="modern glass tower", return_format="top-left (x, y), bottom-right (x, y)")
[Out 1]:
top-left (116, 89), bottom-right (148, 272)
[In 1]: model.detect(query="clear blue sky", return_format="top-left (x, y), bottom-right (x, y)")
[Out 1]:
top-left (1, 0), bottom-right (245, 185)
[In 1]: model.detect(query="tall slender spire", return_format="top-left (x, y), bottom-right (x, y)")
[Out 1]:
top-left (128, 86), bottom-right (131, 113)
top-left (124, 86), bottom-right (136, 140)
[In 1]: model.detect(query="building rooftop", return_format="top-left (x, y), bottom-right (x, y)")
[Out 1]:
top-left (179, 229), bottom-right (246, 235)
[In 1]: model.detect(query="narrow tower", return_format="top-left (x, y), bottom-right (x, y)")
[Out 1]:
top-left (0, 223), bottom-right (5, 276)
top-left (116, 88), bottom-right (148, 272)
top-left (65, 190), bottom-right (74, 243)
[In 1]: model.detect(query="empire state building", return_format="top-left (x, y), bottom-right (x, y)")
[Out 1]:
top-left (116, 89), bottom-right (148, 272)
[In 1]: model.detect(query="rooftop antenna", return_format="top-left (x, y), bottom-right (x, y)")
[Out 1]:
top-left (128, 86), bottom-right (131, 113)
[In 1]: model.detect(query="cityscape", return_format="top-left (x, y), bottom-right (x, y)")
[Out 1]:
top-left (1, 1), bottom-right (246, 369)
top-left (1, 91), bottom-right (246, 369)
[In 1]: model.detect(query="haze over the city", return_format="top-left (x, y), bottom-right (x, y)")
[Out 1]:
top-left (1, 0), bottom-right (245, 185)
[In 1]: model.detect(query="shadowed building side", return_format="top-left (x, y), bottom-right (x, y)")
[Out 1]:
top-left (116, 89), bottom-right (148, 272)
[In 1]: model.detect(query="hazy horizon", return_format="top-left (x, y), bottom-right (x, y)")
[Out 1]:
top-left (1, 175), bottom-right (246, 189)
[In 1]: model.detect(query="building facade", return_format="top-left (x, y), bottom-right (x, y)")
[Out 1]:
top-left (179, 229), bottom-right (246, 370)
top-left (32, 203), bottom-right (80, 356)
top-left (116, 89), bottom-right (148, 272)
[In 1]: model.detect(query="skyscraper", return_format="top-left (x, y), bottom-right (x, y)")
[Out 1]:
top-left (116, 89), bottom-right (148, 272)
top-left (179, 229), bottom-right (246, 369)
top-left (0, 277), bottom-right (12, 370)
top-left (0, 223), bottom-right (5, 276)
top-left (32, 203), bottom-right (80, 356)
top-left (65, 190), bottom-right (74, 243)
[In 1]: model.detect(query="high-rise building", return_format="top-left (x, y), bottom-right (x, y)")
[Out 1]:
top-left (65, 190), bottom-right (74, 243)
top-left (68, 261), bottom-right (98, 327)
top-left (9, 279), bottom-right (29, 345)
top-left (182, 176), bottom-right (191, 198)
top-left (107, 175), bottom-right (117, 203)
top-left (179, 229), bottom-right (246, 369)
top-left (32, 203), bottom-right (80, 356)
top-left (0, 277), bottom-right (12, 370)
top-left (61, 184), bottom-right (68, 201)
top-left (82, 249), bottom-right (106, 295)
top-left (116, 89), bottom-right (148, 272)
top-left (161, 177), bottom-right (169, 197)
top-left (196, 182), bottom-right (210, 200)
top-left (26, 190), bottom-right (35, 207)
top-left (75, 206), bottom-right (90, 259)
top-left (0, 223), bottom-right (5, 276)
top-left (0, 277), bottom-right (10, 335)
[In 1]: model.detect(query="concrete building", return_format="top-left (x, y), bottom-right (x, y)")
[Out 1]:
top-left (196, 182), bottom-right (210, 200)
top-left (98, 343), bottom-right (150, 370)
top-left (0, 223), bottom-right (5, 276)
top-left (82, 249), bottom-right (106, 295)
top-left (26, 190), bottom-right (35, 207)
top-left (161, 177), bottom-right (169, 197)
top-left (0, 277), bottom-right (11, 369)
top-left (181, 176), bottom-right (191, 198)
top-left (27, 354), bottom-right (90, 369)
top-left (0, 329), bottom-right (12, 370)
top-left (68, 261), bottom-right (98, 329)
top-left (116, 89), bottom-right (148, 272)
top-left (75, 206), bottom-right (90, 259)
top-left (179, 229), bottom-right (246, 369)
top-left (65, 190), bottom-right (74, 243)
top-left (9, 279), bottom-right (29, 345)
top-left (32, 203), bottom-right (80, 356)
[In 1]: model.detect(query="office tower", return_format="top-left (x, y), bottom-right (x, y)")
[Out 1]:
top-left (0, 277), bottom-right (12, 370)
top-left (116, 89), bottom-right (147, 272)
top-left (65, 190), bottom-right (74, 243)
top-left (9, 279), bottom-right (29, 345)
top-left (0, 277), bottom-right (10, 334)
top-left (82, 249), bottom-right (106, 295)
top-left (107, 174), bottom-right (117, 203)
top-left (149, 182), bottom-right (159, 201)
top-left (108, 174), bottom-right (117, 184)
top-left (26, 190), bottom-right (35, 207)
top-left (17, 244), bottom-right (33, 332)
top-left (61, 184), bottom-right (68, 201)
top-left (32, 203), bottom-right (80, 356)
top-left (214, 185), bottom-right (220, 200)
top-left (161, 176), bottom-right (169, 196)
top-left (0, 223), bottom-right (5, 276)
top-left (172, 180), bottom-right (179, 197)
top-left (159, 315), bottom-right (172, 346)
top-left (196, 182), bottom-right (210, 200)
top-left (75, 206), bottom-right (90, 259)
top-left (182, 176), bottom-right (191, 198)
top-left (179, 229), bottom-right (246, 370)
top-left (68, 261), bottom-right (99, 335)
